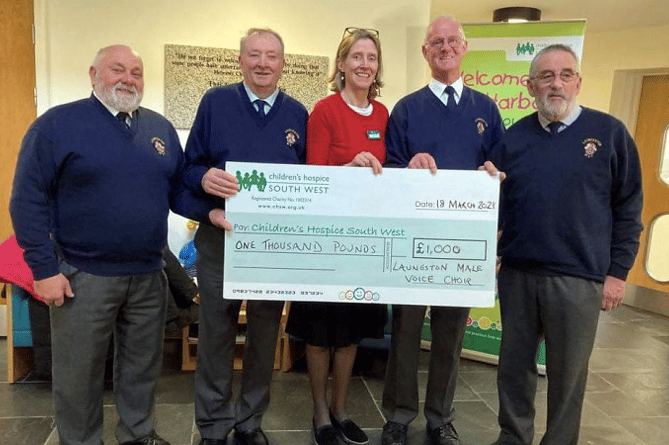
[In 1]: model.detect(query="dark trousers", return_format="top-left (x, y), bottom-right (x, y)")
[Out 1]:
top-left (382, 304), bottom-right (469, 429)
top-left (28, 296), bottom-right (52, 379)
top-left (496, 266), bottom-right (602, 445)
top-left (194, 224), bottom-right (284, 439)
top-left (50, 266), bottom-right (167, 445)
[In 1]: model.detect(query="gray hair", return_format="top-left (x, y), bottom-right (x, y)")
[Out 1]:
top-left (529, 44), bottom-right (580, 77)
top-left (240, 28), bottom-right (285, 55)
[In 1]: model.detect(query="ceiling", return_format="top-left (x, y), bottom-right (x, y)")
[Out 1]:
top-left (431, 0), bottom-right (669, 33)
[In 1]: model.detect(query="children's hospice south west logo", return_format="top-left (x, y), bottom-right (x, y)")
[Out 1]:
top-left (236, 170), bottom-right (267, 192)
top-left (516, 42), bottom-right (535, 56)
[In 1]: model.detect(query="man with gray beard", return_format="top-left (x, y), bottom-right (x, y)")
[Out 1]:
top-left (490, 44), bottom-right (643, 445)
top-left (10, 44), bottom-right (184, 445)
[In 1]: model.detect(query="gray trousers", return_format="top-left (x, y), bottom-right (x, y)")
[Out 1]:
top-left (50, 265), bottom-right (167, 445)
top-left (194, 224), bottom-right (284, 439)
top-left (382, 304), bottom-right (469, 429)
top-left (496, 266), bottom-right (602, 445)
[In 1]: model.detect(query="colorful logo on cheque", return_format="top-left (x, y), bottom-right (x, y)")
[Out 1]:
top-left (236, 170), bottom-right (267, 192)
top-left (339, 287), bottom-right (380, 302)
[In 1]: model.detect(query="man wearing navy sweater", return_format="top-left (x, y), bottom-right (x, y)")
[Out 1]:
top-left (382, 16), bottom-right (504, 445)
top-left (176, 29), bottom-right (307, 445)
top-left (10, 45), bottom-right (180, 445)
top-left (491, 45), bottom-right (643, 445)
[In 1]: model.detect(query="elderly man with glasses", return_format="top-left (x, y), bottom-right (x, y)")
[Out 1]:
top-left (490, 44), bottom-right (643, 445)
top-left (381, 16), bottom-right (505, 445)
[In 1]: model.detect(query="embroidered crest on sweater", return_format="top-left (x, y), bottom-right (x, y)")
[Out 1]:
top-left (582, 138), bottom-right (601, 158)
top-left (285, 129), bottom-right (299, 147)
top-left (475, 118), bottom-right (488, 135)
top-left (151, 137), bottom-right (166, 155)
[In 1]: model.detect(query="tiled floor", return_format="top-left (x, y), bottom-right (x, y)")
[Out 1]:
top-left (2, 304), bottom-right (669, 445)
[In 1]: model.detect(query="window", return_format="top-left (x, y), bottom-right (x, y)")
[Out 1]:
top-left (661, 122), bottom-right (669, 185)
top-left (646, 214), bottom-right (669, 282)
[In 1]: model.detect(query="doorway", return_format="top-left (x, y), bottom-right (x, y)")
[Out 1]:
top-left (0, 0), bottom-right (37, 240)
top-left (625, 74), bottom-right (669, 313)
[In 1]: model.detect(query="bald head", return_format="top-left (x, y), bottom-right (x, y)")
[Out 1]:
top-left (92, 45), bottom-right (141, 69)
top-left (424, 16), bottom-right (465, 45)
top-left (89, 45), bottom-right (144, 112)
top-left (422, 16), bottom-right (468, 84)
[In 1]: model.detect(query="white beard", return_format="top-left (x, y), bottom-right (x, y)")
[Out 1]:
top-left (96, 82), bottom-right (142, 112)
top-left (536, 92), bottom-right (572, 121)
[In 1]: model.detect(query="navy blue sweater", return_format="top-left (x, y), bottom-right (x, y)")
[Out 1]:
top-left (176, 83), bottom-right (308, 222)
top-left (385, 85), bottom-right (504, 169)
top-left (494, 108), bottom-right (643, 281)
top-left (10, 95), bottom-right (185, 279)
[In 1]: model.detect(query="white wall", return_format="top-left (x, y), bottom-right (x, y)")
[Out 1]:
top-left (32, 1), bottom-right (669, 125)
top-left (33, 0), bottom-right (432, 252)
top-left (34, 0), bottom-right (431, 118)
top-left (580, 22), bottom-right (669, 113)
top-left (32, 1), bottom-right (669, 255)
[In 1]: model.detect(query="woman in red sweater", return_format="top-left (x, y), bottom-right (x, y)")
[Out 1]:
top-left (286, 28), bottom-right (388, 445)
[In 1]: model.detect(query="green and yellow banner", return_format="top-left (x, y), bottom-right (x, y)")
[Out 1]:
top-left (462, 21), bottom-right (585, 128)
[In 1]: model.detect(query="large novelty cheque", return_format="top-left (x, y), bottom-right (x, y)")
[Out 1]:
top-left (223, 162), bottom-right (499, 307)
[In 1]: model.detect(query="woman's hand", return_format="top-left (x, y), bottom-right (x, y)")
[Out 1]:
top-left (345, 151), bottom-right (383, 174)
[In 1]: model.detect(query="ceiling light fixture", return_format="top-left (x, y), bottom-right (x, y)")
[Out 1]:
top-left (493, 7), bottom-right (542, 23)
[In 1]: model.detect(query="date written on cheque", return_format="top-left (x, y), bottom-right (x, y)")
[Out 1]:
top-left (415, 200), bottom-right (495, 211)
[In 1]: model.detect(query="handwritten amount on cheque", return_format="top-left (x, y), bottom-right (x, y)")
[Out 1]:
top-left (231, 226), bottom-right (486, 286)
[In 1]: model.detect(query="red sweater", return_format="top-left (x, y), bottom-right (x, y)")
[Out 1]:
top-left (307, 93), bottom-right (388, 166)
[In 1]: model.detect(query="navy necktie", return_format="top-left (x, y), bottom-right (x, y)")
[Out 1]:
top-left (254, 100), bottom-right (267, 118)
top-left (548, 121), bottom-right (562, 135)
top-left (444, 86), bottom-right (456, 111)
top-left (116, 112), bottom-right (130, 128)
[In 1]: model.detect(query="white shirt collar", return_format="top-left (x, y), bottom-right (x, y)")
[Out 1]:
top-left (537, 104), bottom-right (582, 132)
top-left (93, 90), bottom-right (137, 118)
top-left (94, 91), bottom-right (121, 117)
top-left (428, 77), bottom-right (464, 104)
top-left (243, 82), bottom-right (280, 108)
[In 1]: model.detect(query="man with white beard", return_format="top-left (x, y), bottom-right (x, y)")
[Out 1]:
top-left (10, 45), bottom-right (183, 445)
top-left (490, 44), bottom-right (643, 445)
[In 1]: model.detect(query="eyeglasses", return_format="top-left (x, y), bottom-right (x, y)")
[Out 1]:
top-left (530, 70), bottom-right (580, 85)
top-left (342, 27), bottom-right (380, 39)
top-left (427, 36), bottom-right (465, 49)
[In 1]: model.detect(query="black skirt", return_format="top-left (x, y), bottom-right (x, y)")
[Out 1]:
top-left (286, 301), bottom-right (388, 348)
